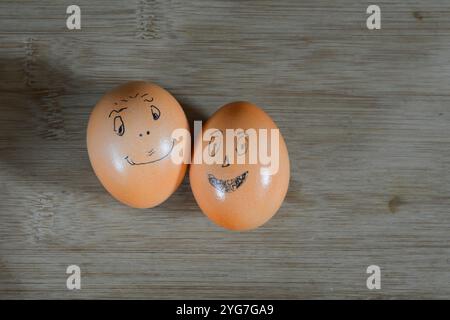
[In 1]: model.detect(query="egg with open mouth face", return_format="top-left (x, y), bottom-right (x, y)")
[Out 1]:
top-left (190, 101), bottom-right (290, 231)
top-left (87, 81), bottom-right (189, 208)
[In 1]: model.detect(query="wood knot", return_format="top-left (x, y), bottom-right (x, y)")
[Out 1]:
top-left (413, 11), bottom-right (423, 21)
top-left (388, 196), bottom-right (403, 214)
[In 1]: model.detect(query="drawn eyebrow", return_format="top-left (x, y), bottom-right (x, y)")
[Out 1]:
top-left (129, 93), bottom-right (139, 99)
top-left (141, 93), bottom-right (148, 98)
top-left (108, 107), bottom-right (128, 118)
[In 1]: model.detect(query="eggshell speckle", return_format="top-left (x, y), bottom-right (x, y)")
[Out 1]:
top-left (190, 101), bottom-right (290, 231)
top-left (87, 81), bottom-right (189, 208)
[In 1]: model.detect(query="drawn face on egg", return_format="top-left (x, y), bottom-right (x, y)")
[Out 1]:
top-left (189, 101), bottom-right (290, 231)
top-left (107, 93), bottom-right (175, 166)
top-left (87, 81), bottom-right (189, 209)
top-left (206, 129), bottom-right (250, 194)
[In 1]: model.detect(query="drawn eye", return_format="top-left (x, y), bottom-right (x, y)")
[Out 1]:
top-left (151, 105), bottom-right (160, 120)
top-left (208, 131), bottom-right (222, 157)
top-left (236, 134), bottom-right (248, 156)
top-left (114, 116), bottom-right (125, 136)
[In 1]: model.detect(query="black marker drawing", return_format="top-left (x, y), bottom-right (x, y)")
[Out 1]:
top-left (107, 93), bottom-right (158, 120)
top-left (208, 171), bottom-right (249, 193)
top-left (108, 107), bottom-right (128, 118)
top-left (107, 92), bottom-right (170, 165)
top-left (124, 139), bottom-right (175, 166)
top-left (113, 116), bottom-right (125, 136)
top-left (150, 105), bottom-right (160, 120)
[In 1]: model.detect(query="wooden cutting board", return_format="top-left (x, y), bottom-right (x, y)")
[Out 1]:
top-left (0, 0), bottom-right (449, 298)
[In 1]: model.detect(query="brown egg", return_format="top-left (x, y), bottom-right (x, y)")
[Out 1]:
top-left (87, 81), bottom-right (189, 208)
top-left (190, 101), bottom-right (290, 231)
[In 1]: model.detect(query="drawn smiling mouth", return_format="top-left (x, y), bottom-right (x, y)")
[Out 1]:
top-left (125, 139), bottom-right (175, 166)
top-left (208, 171), bottom-right (249, 193)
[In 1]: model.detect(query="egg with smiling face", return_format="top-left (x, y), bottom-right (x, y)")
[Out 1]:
top-left (190, 101), bottom-right (290, 231)
top-left (87, 81), bottom-right (189, 208)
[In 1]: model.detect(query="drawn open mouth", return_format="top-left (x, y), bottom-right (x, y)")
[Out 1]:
top-left (208, 171), bottom-right (249, 193)
top-left (125, 139), bottom-right (175, 166)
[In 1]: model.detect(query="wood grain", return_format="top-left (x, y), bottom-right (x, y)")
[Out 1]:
top-left (0, 0), bottom-right (449, 299)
